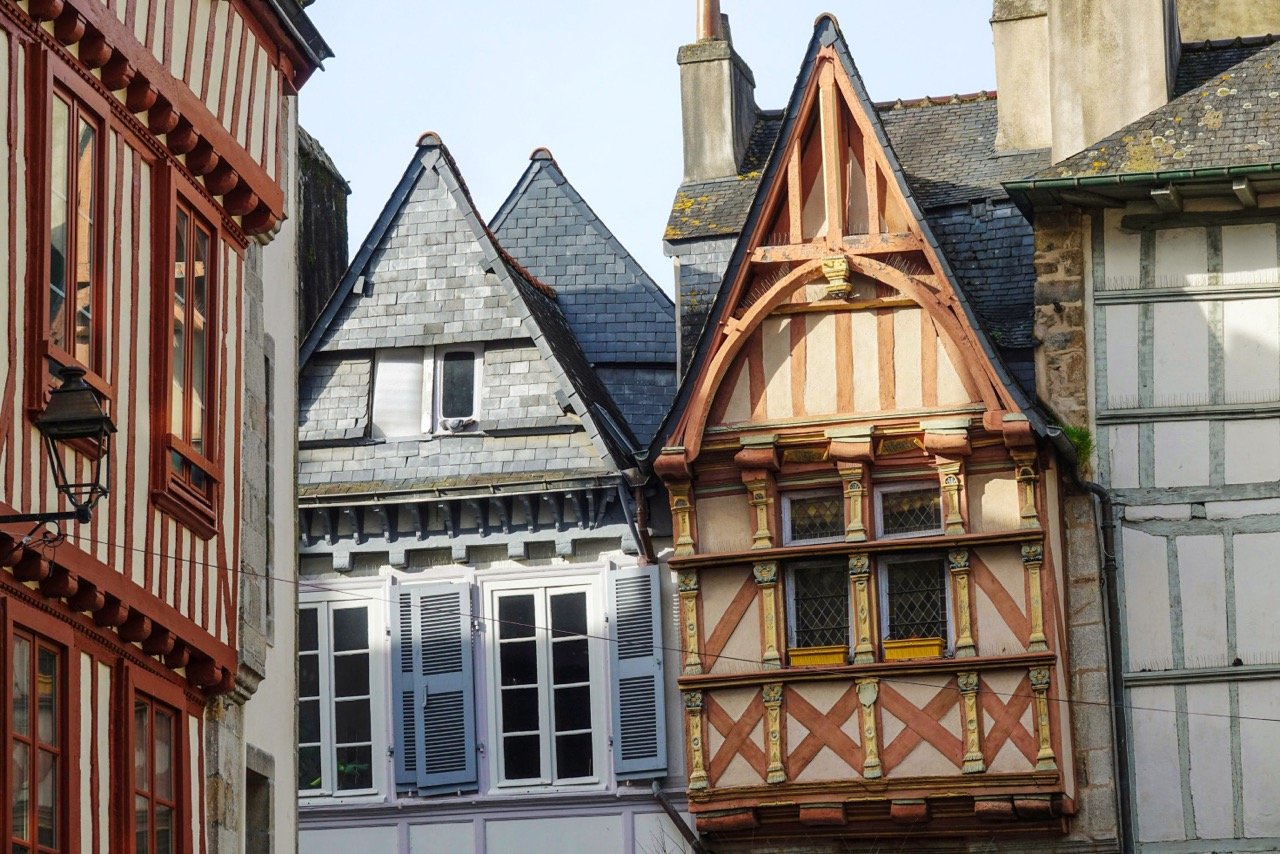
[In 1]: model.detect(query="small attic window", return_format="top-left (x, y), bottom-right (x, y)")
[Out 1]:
top-left (371, 348), bottom-right (426, 439)
top-left (434, 345), bottom-right (481, 432)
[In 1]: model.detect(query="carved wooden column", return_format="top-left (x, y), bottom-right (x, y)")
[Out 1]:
top-left (685, 690), bottom-right (710, 789)
top-left (678, 570), bottom-right (702, 675)
top-left (754, 562), bottom-right (783, 668)
top-left (743, 473), bottom-right (776, 549)
top-left (1021, 541), bottom-right (1049, 652)
top-left (958, 671), bottom-right (985, 773)
top-left (839, 462), bottom-right (867, 542)
top-left (856, 677), bottom-right (882, 779)
top-left (1029, 667), bottom-right (1057, 771)
top-left (937, 460), bottom-right (965, 535)
top-left (848, 553), bottom-right (875, 663)
top-left (1012, 450), bottom-right (1040, 529)
top-left (763, 682), bottom-right (786, 783)
top-left (669, 482), bottom-right (697, 557)
top-left (948, 548), bottom-right (977, 658)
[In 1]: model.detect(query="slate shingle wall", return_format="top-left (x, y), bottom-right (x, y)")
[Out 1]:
top-left (298, 356), bottom-right (371, 443)
top-left (670, 237), bottom-right (736, 375)
top-left (481, 341), bottom-right (565, 424)
top-left (596, 366), bottom-right (677, 449)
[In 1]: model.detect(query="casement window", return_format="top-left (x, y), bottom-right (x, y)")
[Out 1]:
top-left (785, 562), bottom-right (850, 650)
top-left (781, 490), bottom-right (844, 545)
top-left (131, 694), bottom-right (178, 854)
top-left (9, 629), bottom-right (65, 854)
top-left (369, 346), bottom-right (483, 439)
top-left (874, 483), bottom-right (943, 539)
top-left (152, 189), bottom-right (221, 538)
top-left (298, 602), bottom-right (379, 796)
top-left (391, 566), bottom-right (665, 795)
top-left (878, 555), bottom-right (950, 659)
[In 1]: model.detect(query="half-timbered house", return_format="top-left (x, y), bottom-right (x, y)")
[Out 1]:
top-left (295, 136), bottom-right (691, 853)
top-left (0, 0), bottom-right (327, 850)
top-left (654, 10), bottom-right (1119, 850)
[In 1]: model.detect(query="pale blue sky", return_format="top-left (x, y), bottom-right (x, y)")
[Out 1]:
top-left (300, 1), bottom-right (996, 294)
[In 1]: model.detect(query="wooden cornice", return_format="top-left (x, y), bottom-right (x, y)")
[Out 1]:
top-left (751, 232), bottom-right (922, 263)
top-left (686, 771), bottom-right (1065, 808)
top-left (18, 0), bottom-right (285, 235)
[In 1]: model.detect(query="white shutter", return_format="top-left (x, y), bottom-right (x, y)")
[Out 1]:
top-left (609, 564), bottom-right (667, 780)
top-left (370, 348), bottom-right (424, 438)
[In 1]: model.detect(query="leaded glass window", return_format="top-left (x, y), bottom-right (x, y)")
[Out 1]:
top-left (788, 563), bottom-right (849, 648)
top-left (784, 491), bottom-right (844, 544)
top-left (877, 486), bottom-right (943, 538)
top-left (882, 557), bottom-right (948, 641)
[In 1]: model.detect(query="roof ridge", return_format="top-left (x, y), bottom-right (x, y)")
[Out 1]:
top-left (1182, 33), bottom-right (1280, 51)
top-left (875, 90), bottom-right (997, 111)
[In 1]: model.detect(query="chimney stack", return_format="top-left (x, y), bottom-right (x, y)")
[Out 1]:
top-left (677, 2), bottom-right (759, 182)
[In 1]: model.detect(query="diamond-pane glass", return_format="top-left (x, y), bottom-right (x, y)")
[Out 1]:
top-left (787, 493), bottom-right (843, 543)
top-left (791, 565), bottom-right (849, 648)
top-left (879, 488), bottom-right (942, 537)
top-left (885, 559), bottom-right (947, 640)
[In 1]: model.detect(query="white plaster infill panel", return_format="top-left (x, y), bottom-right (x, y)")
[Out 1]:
top-left (1204, 496), bottom-right (1280, 520)
top-left (1123, 504), bottom-right (1191, 522)
top-left (1186, 682), bottom-right (1234, 841)
top-left (1153, 226), bottom-right (1208, 288)
top-left (1121, 527), bottom-right (1174, 672)
top-left (1103, 209), bottom-right (1142, 287)
top-left (1239, 679), bottom-right (1280, 837)
top-left (1153, 301), bottom-right (1210, 406)
top-left (1221, 223), bottom-right (1279, 286)
top-left (1232, 532), bottom-right (1280, 666)
top-left (1104, 303), bottom-right (1141, 407)
top-left (1224, 421), bottom-right (1280, 486)
top-left (1129, 685), bottom-right (1185, 844)
top-left (1176, 535), bottom-right (1227, 669)
top-left (1108, 424), bottom-right (1140, 489)
top-left (409, 822), bottom-right (473, 854)
top-left (1223, 298), bottom-right (1280, 402)
top-left (762, 316), bottom-right (792, 419)
top-left (1153, 421), bottom-right (1211, 488)
top-left (302, 826), bottom-right (399, 851)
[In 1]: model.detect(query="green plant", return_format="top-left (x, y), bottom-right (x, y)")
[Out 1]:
top-left (1063, 424), bottom-right (1094, 467)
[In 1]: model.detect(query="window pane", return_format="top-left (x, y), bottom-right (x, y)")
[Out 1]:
top-left (73, 117), bottom-right (96, 367)
top-left (154, 710), bottom-right (174, 801)
top-left (501, 687), bottom-right (539, 734)
top-left (551, 639), bottom-right (589, 685)
top-left (886, 559), bottom-right (948, 640)
top-left (48, 97), bottom-right (69, 349)
top-left (299, 653), bottom-right (320, 698)
top-left (879, 488), bottom-right (942, 537)
top-left (155, 804), bottom-right (173, 854)
top-left (134, 794), bottom-right (150, 854)
top-left (36, 647), bottom-right (57, 747)
top-left (334, 699), bottom-right (371, 743)
top-left (335, 745), bottom-right (372, 790)
top-left (12, 635), bottom-right (30, 736)
top-left (498, 594), bottom-right (535, 639)
top-left (12, 741), bottom-right (29, 841)
top-left (171, 210), bottom-right (188, 437)
top-left (331, 607), bottom-right (368, 652)
top-left (440, 351), bottom-right (475, 419)
top-left (549, 591), bottom-right (587, 638)
top-left (502, 734), bottom-right (541, 781)
top-left (553, 686), bottom-right (592, 732)
top-left (792, 565), bottom-right (849, 648)
top-left (190, 226), bottom-right (209, 455)
top-left (555, 732), bottom-right (593, 780)
top-left (298, 745), bottom-right (323, 791)
top-left (36, 749), bottom-right (56, 847)
top-left (298, 700), bottom-right (321, 745)
top-left (299, 608), bottom-right (319, 651)
top-left (333, 653), bottom-right (369, 698)
top-left (499, 641), bottom-right (537, 687)
top-left (369, 348), bottom-right (425, 439)
top-left (134, 701), bottom-right (150, 791)
top-left (788, 493), bottom-right (843, 542)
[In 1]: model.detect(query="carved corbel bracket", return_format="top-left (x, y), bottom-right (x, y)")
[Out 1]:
top-left (826, 425), bottom-right (875, 465)
top-left (741, 469), bottom-right (777, 550)
top-left (1012, 450), bottom-right (1041, 529)
top-left (936, 459), bottom-right (966, 535)
top-left (753, 562), bottom-right (782, 668)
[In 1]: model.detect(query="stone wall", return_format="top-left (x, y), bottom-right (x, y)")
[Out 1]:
top-left (1033, 208), bottom-right (1090, 429)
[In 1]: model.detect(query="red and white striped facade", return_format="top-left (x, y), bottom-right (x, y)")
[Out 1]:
top-left (0, 0), bottom-right (321, 849)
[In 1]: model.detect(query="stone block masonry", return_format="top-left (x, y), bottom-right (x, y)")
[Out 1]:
top-left (1034, 208), bottom-right (1090, 429)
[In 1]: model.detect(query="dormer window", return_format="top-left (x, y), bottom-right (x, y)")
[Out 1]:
top-left (434, 347), bottom-right (480, 432)
top-left (874, 483), bottom-right (943, 539)
top-left (370, 346), bottom-right (483, 438)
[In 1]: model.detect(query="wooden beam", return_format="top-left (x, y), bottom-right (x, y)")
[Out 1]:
top-left (1057, 190), bottom-right (1125, 209)
top-left (818, 62), bottom-right (845, 243)
top-left (865, 138), bottom-right (880, 235)
top-left (787, 149), bottom-right (803, 244)
top-left (1234, 176), bottom-right (1258, 209)
top-left (1150, 184), bottom-right (1183, 213)
top-left (750, 232), bottom-right (922, 263)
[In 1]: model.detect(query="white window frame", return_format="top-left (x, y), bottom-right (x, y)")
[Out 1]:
top-left (370, 346), bottom-right (428, 440)
top-left (298, 585), bottom-right (390, 803)
top-left (873, 480), bottom-right (945, 540)
top-left (784, 560), bottom-right (852, 649)
top-left (876, 553), bottom-right (954, 654)
top-left (432, 343), bottom-right (483, 433)
top-left (780, 488), bottom-right (846, 546)
top-left (483, 575), bottom-right (607, 793)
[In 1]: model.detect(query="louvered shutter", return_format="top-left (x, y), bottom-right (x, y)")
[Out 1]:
top-left (391, 581), bottom-right (477, 792)
top-left (609, 564), bottom-right (667, 780)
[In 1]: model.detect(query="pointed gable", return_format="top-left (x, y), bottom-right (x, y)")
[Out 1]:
top-left (656, 15), bottom-right (1041, 465)
top-left (298, 134), bottom-right (636, 495)
top-left (491, 150), bottom-right (677, 445)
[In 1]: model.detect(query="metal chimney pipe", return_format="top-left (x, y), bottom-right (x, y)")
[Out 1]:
top-left (696, 0), bottom-right (723, 40)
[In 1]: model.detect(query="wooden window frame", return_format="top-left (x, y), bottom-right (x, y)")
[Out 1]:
top-left (780, 488), bottom-right (845, 546)
top-left (125, 667), bottom-right (194, 854)
top-left (150, 170), bottom-right (223, 539)
top-left (432, 344), bottom-right (482, 433)
top-left (27, 50), bottom-right (112, 419)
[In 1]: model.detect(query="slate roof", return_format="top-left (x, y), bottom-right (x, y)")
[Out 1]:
top-left (1174, 36), bottom-right (1280, 97)
top-left (1027, 38), bottom-right (1280, 180)
top-left (491, 150), bottom-right (677, 445)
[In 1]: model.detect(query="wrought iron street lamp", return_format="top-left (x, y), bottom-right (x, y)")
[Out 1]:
top-left (0, 366), bottom-right (117, 525)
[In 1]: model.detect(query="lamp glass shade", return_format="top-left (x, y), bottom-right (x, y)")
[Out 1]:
top-left (34, 366), bottom-right (116, 441)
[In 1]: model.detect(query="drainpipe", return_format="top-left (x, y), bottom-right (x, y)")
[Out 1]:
top-left (1047, 429), bottom-right (1133, 854)
top-left (651, 781), bottom-right (710, 854)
